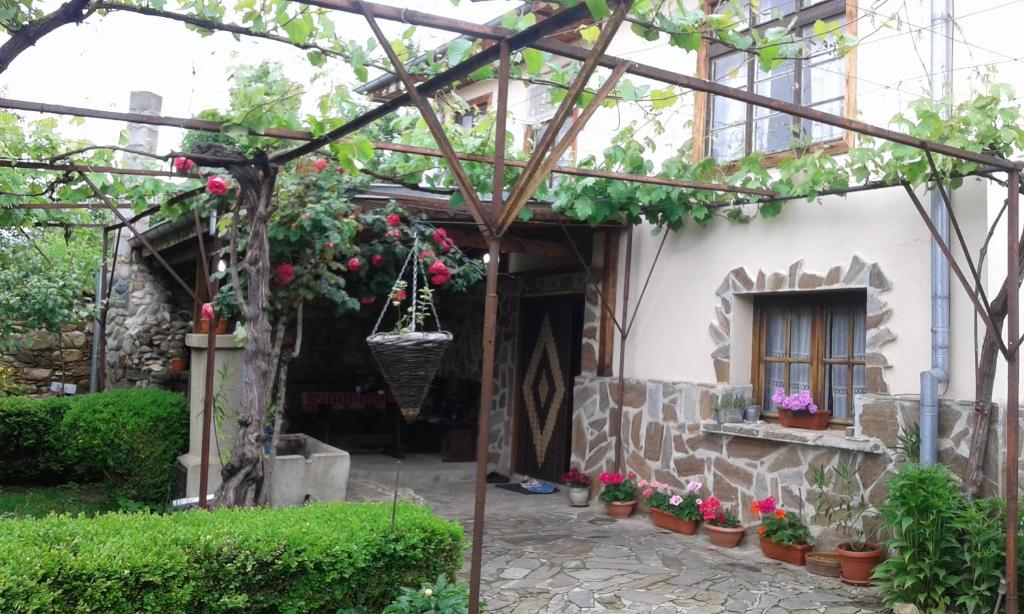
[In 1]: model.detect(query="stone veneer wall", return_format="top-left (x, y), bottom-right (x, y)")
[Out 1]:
top-left (487, 271), bottom-right (599, 473)
top-left (104, 250), bottom-right (191, 388)
top-left (0, 322), bottom-right (93, 393)
top-left (571, 375), bottom-right (1003, 529)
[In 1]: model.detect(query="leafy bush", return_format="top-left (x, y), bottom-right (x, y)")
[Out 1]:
top-left (0, 390), bottom-right (188, 505)
top-left (874, 464), bottom-right (1024, 613)
top-left (62, 389), bottom-right (188, 504)
top-left (382, 575), bottom-right (471, 614)
top-left (0, 396), bottom-right (71, 483)
top-left (0, 502), bottom-right (464, 613)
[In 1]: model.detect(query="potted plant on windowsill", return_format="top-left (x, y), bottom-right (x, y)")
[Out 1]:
top-left (647, 481), bottom-right (702, 535)
top-left (714, 393), bottom-right (746, 424)
top-left (753, 497), bottom-right (814, 565)
top-left (810, 462), bottom-right (884, 585)
top-left (598, 471), bottom-right (637, 519)
top-left (561, 467), bottom-right (591, 507)
top-left (700, 496), bottom-right (744, 547)
top-left (773, 388), bottom-right (829, 430)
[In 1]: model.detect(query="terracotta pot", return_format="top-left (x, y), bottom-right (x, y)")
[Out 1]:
top-left (704, 523), bottom-right (744, 547)
top-left (169, 357), bottom-right (189, 373)
top-left (198, 318), bottom-right (230, 335)
top-left (837, 543), bottom-right (883, 585)
top-left (778, 408), bottom-right (830, 430)
top-left (605, 500), bottom-right (635, 519)
top-left (805, 552), bottom-right (842, 578)
top-left (759, 536), bottom-right (813, 566)
top-left (568, 486), bottom-right (590, 507)
top-left (650, 508), bottom-right (698, 535)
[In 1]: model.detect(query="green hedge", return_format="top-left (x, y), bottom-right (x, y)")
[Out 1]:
top-left (0, 390), bottom-right (188, 504)
top-left (0, 502), bottom-right (465, 614)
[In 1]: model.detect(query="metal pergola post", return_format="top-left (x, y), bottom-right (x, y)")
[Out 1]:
top-left (1007, 170), bottom-right (1020, 613)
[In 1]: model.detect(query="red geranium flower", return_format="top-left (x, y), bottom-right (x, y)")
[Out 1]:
top-left (386, 213), bottom-right (401, 227)
top-left (313, 159), bottom-right (329, 172)
top-left (370, 254), bottom-right (385, 267)
top-left (347, 257), bottom-right (362, 272)
top-left (173, 156), bottom-right (195, 173)
top-left (206, 176), bottom-right (228, 196)
top-left (273, 263), bottom-right (295, 286)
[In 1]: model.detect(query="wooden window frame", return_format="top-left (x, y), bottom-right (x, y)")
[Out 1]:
top-left (692, 0), bottom-right (858, 165)
top-left (751, 290), bottom-right (866, 427)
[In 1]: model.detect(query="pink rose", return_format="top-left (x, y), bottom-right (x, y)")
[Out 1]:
top-left (206, 176), bottom-right (228, 195)
top-left (386, 213), bottom-right (401, 227)
top-left (173, 156), bottom-right (195, 173)
top-left (347, 257), bottom-right (362, 272)
top-left (313, 159), bottom-right (329, 172)
top-left (201, 303), bottom-right (214, 321)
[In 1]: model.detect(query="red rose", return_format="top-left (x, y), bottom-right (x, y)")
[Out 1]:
top-left (273, 263), bottom-right (295, 286)
top-left (370, 254), bottom-right (385, 267)
top-left (359, 296), bottom-right (376, 305)
top-left (430, 272), bottom-right (450, 286)
top-left (391, 289), bottom-right (407, 303)
top-left (206, 176), bottom-right (228, 195)
top-left (313, 159), bottom-right (329, 172)
top-left (386, 213), bottom-right (401, 227)
top-left (347, 257), bottom-right (362, 272)
top-left (420, 249), bottom-right (436, 261)
top-left (433, 227), bottom-right (454, 252)
top-left (385, 229), bottom-right (402, 240)
top-left (326, 242), bottom-right (335, 248)
top-left (428, 260), bottom-right (448, 275)
top-left (173, 156), bottom-right (195, 173)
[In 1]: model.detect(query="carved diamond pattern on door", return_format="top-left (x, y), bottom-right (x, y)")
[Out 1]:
top-left (521, 313), bottom-right (566, 467)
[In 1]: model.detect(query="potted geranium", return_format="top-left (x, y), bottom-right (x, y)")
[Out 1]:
top-left (753, 497), bottom-right (813, 565)
top-left (700, 496), bottom-right (744, 547)
top-left (561, 467), bottom-right (591, 507)
top-left (810, 463), bottom-right (883, 584)
top-left (773, 388), bottom-right (829, 430)
top-left (598, 471), bottom-right (637, 519)
top-left (647, 481), bottom-right (702, 535)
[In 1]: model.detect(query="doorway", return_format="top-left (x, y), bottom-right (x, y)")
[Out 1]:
top-left (513, 293), bottom-right (584, 482)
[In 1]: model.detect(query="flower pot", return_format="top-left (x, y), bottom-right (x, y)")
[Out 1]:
top-left (604, 500), bottom-right (635, 519)
top-left (759, 536), bottom-right (813, 566)
top-left (367, 331), bottom-right (452, 422)
top-left (568, 486), bottom-right (590, 507)
top-left (715, 407), bottom-right (744, 424)
top-left (837, 543), bottom-right (883, 585)
top-left (778, 408), bottom-right (830, 430)
top-left (704, 524), bottom-right (744, 547)
top-left (805, 552), bottom-right (842, 577)
top-left (198, 318), bottom-right (229, 335)
top-left (650, 508), bottom-right (698, 535)
top-left (743, 404), bottom-right (762, 423)
top-left (169, 357), bottom-right (189, 373)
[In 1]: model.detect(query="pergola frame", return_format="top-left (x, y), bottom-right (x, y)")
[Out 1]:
top-left (2, 0), bottom-right (1023, 610)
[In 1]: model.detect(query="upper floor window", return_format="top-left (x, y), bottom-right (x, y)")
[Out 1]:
top-left (752, 290), bottom-right (866, 422)
top-left (703, 0), bottom-right (851, 161)
top-left (454, 95), bottom-right (491, 129)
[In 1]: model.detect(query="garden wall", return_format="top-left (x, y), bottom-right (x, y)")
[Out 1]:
top-left (570, 375), bottom-right (1003, 529)
top-left (0, 321), bottom-right (93, 394)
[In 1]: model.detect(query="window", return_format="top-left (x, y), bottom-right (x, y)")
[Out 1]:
top-left (702, 0), bottom-right (852, 161)
top-left (454, 95), bottom-right (490, 129)
top-left (752, 291), bottom-right (866, 421)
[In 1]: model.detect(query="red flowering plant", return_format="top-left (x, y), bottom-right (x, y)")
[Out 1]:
top-left (752, 497), bottom-right (812, 546)
top-left (561, 468), bottom-right (590, 489)
top-left (598, 471), bottom-right (637, 503)
top-left (699, 496), bottom-right (741, 528)
top-left (647, 480), bottom-right (703, 521)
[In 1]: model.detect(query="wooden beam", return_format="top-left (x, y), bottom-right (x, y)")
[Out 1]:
top-left (360, 1), bottom-right (493, 237)
top-left (443, 226), bottom-right (576, 259)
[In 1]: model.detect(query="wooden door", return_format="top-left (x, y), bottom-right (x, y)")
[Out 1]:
top-left (514, 294), bottom-right (583, 482)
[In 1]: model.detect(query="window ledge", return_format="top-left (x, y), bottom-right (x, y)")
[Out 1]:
top-left (700, 420), bottom-right (885, 454)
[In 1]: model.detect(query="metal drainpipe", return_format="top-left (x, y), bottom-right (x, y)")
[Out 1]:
top-left (920, 0), bottom-right (953, 466)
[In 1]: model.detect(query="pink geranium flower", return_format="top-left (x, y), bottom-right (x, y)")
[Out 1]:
top-left (669, 495), bottom-right (683, 506)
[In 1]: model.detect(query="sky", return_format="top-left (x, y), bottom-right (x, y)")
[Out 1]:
top-left (0, 1), bottom-right (522, 151)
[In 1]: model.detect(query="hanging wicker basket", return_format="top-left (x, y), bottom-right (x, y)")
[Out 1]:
top-left (366, 236), bottom-right (453, 423)
top-left (367, 330), bottom-right (452, 422)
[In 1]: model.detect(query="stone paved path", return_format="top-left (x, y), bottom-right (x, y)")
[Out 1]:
top-left (419, 482), bottom-right (882, 613)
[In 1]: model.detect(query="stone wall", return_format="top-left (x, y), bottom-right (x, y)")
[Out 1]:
top-left (570, 375), bottom-right (1001, 530)
top-left (104, 250), bottom-right (191, 389)
top-left (0, 322), bottom-right (94, 394)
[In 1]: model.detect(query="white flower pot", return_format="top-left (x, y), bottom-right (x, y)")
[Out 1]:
top-left (568, 486), bottom-right (590, 507)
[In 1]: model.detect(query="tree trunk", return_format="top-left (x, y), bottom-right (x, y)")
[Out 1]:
top-left (213, 151), bottom-right (278, 508)
top-left (0, 0), bottom-right (93, 74)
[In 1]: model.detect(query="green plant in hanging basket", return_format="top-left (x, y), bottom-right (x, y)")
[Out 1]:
top-left (367, 240), bottom-right (453, 422)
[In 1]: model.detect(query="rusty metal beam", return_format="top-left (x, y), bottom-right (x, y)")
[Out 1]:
top-left (0, 158), bottom-right (179, 178)
top-left (3, 202), bottom-right (132, 209)
top-left (492, 40), bottom-right (510, 224)
top-left (1006, 169), bottom-right (1020, 614)
top-left (360, 1), bottom-right (493, 237)
top-left (503, 2), bottom-right (631, 225)
top-left (498, 60), bottom-right (629, 235)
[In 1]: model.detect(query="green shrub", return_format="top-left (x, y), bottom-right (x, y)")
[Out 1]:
top-left (0, 502), bottom-right (465, 613)
top-left (0, 390), bottom-right (188, 505)
top-left (0, 396), bottom-right (71, 483)
top-left (62, 389), bottom-right (188, 504)
top-left (874, 464), bottom-right (1024, 613)
top-left (382, 575), bottom-right (471, 614)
